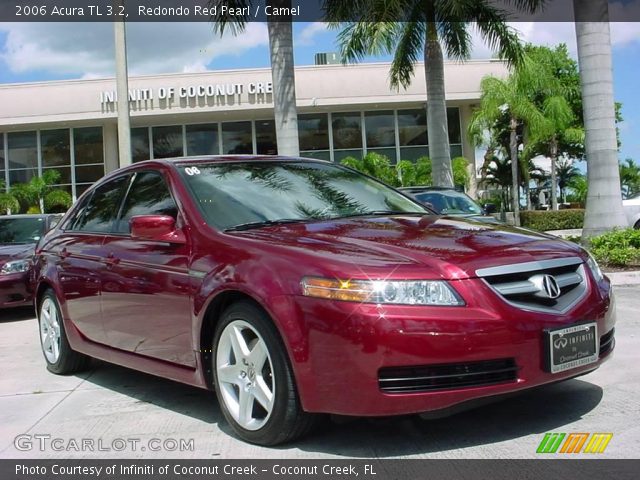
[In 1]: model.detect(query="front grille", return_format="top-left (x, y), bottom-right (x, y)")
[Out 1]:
top-left (379, 358), bottom-right (518, 394)
top-left (476, 257), bottom-right (587, 313)
top-left (599, 328), bottom-right (615, 356)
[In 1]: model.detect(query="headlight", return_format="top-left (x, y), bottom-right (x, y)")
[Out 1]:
top-left (302, 277), bottom-right (464, 306)
top-left (585, 251), bottom-right (604, 282)
top-left (0, 259), bottom-right (31, 275)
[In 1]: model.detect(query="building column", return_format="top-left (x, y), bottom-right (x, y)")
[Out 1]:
top-left (103, 122), bottom-right (120, 173)
top-left (459, 104), bottom-right (478, 199)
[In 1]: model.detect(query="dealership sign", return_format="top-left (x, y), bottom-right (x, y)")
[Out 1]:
top-left (100, 81), bottom-right (273, 107)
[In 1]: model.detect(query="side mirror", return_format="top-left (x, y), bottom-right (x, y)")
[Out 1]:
top-left (483, 203), bottom-right (497, 214)
top-left (130, 215), bottom-right (186, 244)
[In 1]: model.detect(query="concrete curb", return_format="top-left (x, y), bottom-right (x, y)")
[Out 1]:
top-left (606, 270), bottom-right (640, 286)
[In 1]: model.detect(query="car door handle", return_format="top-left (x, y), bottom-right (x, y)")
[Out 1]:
top-left (105, 253), bottom-right (120, 268)
top-left (60, 248), bottom-right (70, 259)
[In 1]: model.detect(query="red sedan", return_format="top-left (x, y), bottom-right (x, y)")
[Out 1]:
top-left (32, 156), bottom-right (615, 445)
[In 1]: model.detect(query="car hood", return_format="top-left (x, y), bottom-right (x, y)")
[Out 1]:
top-left (0, 243), bottom-right (35, 264)
top-left (232, 215), bottom-right (584, 279)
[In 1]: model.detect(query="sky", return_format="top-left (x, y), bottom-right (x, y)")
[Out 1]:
top-left (0, 21), bottom-right (638, 162)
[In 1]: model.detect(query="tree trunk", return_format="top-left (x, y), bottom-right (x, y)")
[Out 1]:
top-left (39, 197), bottom-right (45, 214)
top-left (268, 4), bottom-right (300, 157)
top-left (550, 136), bottom-right (559, 210)
top-left (574, 0), bottom-right (627, 240)
top-left (424, 14), bottom-right (453, 187)
top-left (509, 117), bottom-right (520, 226)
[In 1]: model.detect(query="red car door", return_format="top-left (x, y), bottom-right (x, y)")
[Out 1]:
top-left (100, 170), bottom-right (194, 367)
top-left (53, 175), bottom-right (130, 344)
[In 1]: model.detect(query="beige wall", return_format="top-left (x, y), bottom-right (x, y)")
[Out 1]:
top-left (0, 61), bottom-right (508, 131)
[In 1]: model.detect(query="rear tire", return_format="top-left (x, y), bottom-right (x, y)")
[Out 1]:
top-left (212, 301), bottom-right (316, 445)
top-left (38, 289), bottom-right (91, 374)
top-left (634, 220), bottom-right (640, 230)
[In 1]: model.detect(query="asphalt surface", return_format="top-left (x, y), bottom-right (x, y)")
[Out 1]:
top-left (0, 286), bottom-right (638, 459)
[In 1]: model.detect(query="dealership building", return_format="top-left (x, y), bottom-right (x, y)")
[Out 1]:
top-left (0, 60), bottom-right (508, 200)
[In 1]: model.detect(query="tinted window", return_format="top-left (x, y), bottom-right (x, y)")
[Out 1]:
top-left (72, 176), bottom-right (129, 232)
top-left (115, 171), bottom-right (178, 234)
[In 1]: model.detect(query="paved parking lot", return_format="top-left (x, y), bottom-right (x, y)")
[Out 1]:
top-left (1, 286), bottom-right (639, 459)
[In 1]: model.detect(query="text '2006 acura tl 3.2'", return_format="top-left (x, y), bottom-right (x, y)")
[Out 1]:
top-left (31, 156), bottom-right (615, 445)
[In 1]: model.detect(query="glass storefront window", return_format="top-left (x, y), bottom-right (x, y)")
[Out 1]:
top-left (152, 125), bottom-right (183, 159)
top-left (255, 120), bottom-right (278, 155)
top-left (300, 150), bottom-right (331, 161)
top-left (447, 107), bottom-right (461, 144)
top-left (41, 129), bottom-right (70, 168)
top-left (299, 114), bottom-right (329, 151)
top-left (332, 112), bottom-right (362, 150)
top-left (75, 164), bottom-right (105, 184)
top-left (333, 149), bottom-right (363, 163)
top-left (186, 123), bottom-right (218, 156)
top-left (131, 128), bottom-right (150, 163)
top-left (398, 110), bottom-right (428, 146)
top-left (7, 131), bottom-right (37, 171)
top-left (74, 127), bottom-right (104, 165)
top-left (365, 111), bottom-right (395, 148)
top-left (400, 146), bottom-right (429, 162)
top-left (222, 122), bottom-right (253, 154)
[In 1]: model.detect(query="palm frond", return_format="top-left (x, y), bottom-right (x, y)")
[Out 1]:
top-left (390, 19), bottom-right (425, 89)
top-left (437, 22), bottom-right (472, 60)
top-left (208, 0), bottom-right (250, 35)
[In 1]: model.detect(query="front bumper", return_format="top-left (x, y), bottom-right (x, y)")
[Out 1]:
top-left (281, 275), bottom-right (615, 416)
top-left (0, 272), bottom-right (32, 308)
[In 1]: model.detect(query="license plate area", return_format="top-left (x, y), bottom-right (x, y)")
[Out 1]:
top-left (544, 322), bottom-right (598, 374)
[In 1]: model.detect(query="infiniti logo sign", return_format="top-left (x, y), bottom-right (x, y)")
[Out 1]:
top-left (554, 337), bottom-right (568, 349)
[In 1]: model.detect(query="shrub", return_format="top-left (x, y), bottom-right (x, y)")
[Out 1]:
top-left (520, 209), bottom-right (585, 231)
top-left (589, 228), bottom-right (640, 267)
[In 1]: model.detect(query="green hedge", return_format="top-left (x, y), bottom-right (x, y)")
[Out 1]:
top-left (590, 228), bottom-right (640, 267)
top-left (520, 209), bottom-right (585, 231)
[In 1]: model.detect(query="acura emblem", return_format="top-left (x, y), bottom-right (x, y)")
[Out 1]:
top-left (542, 275), bottom-right (561, 299)
top-left (554, 337), bottom-right (568, 349)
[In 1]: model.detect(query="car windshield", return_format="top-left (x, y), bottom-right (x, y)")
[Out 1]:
top-left (413, 190), bottom-right (483, 215)
top-left (179, 161), bottom-right (427, 231)
top-left (0, 217), bottom-right (46, 244)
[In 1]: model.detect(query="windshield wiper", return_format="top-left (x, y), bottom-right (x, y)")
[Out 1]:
top-left (334, 210), bottom-right (427, 219)
top-left (224, 218), bottom-right (308, 232)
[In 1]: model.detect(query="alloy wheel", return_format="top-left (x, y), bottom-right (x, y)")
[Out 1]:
top-left (216, 320), bottom-right (275, 431)
top-left (40, 297), bottom-right (61, 364)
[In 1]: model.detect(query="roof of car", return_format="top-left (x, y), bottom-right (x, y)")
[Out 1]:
top-left (399, 186), bottom-right (461, 192)
top-left (155, 155), bottom-right (326, 166)
top-left (0, 213), bottom-right (60, 219)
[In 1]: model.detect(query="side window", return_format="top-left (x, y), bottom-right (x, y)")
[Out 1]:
top-left (71, 176), bottom-right (129, 233)
top-left (115, 171), bottom-right (178, 234)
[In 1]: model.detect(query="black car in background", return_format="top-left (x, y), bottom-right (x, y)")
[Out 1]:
top-left (0, 214), bottom-right (62, 308)
top-left (400, 186), bottom-right (501, 224)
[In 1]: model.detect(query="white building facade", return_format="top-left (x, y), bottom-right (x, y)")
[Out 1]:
top-left (0, 60), bottom-right (508, 200)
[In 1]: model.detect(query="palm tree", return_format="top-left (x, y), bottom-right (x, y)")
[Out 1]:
top-left (469, 59), bottom-right (546, 225)
top-left (526, 96), bottom-right (584, 210)
top-left (209, 0), bottom-right (300, 155)
top-left (573, 0), bottom-right (627, 239)
top-left (619, 158), bottom-right (640, 199)
top-left (556, 158), bottom-right (581, 204)
top-left (10, 170), bottom-right (72, 214)
top-left (326, 0), bottom-right (544, 188)
top-left (0, 180), bottom-right (19, 215)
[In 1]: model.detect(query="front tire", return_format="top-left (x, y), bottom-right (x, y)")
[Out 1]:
top-left (38, 289), bottom-right (90, 374)
top-left (212, 301), bottom-right (315, 445)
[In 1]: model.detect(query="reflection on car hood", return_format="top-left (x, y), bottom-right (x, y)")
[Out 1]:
top-left (233, 215), bottom-right (584, 279)
top-left (0, 243), bottom-right (35, 264)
